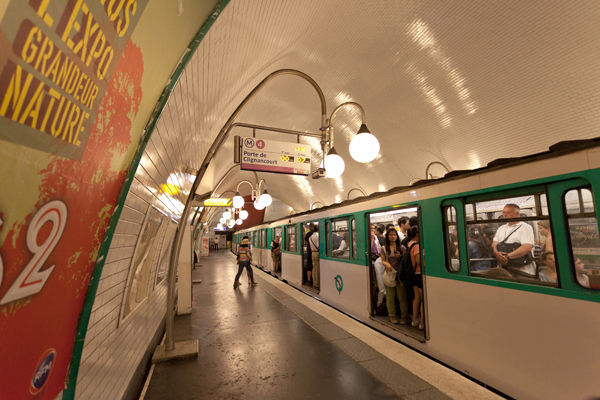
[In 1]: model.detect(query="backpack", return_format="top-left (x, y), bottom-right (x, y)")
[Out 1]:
top-left (398, 242), bottom-right (418, 283)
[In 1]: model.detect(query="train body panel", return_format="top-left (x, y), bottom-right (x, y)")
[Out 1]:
top-left (231, 143), bottom-right (600, 398)
top-left (316, 260), bottom-right (370, 321)
top-left (281, 253), bottom-right (302, 285)
top-left (257, 248), bottom-right (269, 269)
top-left (424, 276), bottom-right (600, 400)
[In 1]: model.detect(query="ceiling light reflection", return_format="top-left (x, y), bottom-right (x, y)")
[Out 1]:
top-left (407, 19), bottom-right (478, 115)
top-left (407, 63), bottom-right (452, 128)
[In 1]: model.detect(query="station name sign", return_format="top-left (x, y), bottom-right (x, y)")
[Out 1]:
top-left (238, 136), bottom-right (311, 176)
top-left (203, 198), bottom-right (232, 207)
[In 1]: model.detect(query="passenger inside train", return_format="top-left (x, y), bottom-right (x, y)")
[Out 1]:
top-left (441, 190), bottom-right (600, 288)
top-left (538, 252), bottom-right (557, 283)
top-left (368, 208), bottom-right (424, 338)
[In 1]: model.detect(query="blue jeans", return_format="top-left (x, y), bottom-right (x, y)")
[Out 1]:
top-left (235, 261), bottom-right (254, 282)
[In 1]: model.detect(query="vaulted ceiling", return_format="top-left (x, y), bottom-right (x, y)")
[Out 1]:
top-left (137, 1), bottom-right (600, 226)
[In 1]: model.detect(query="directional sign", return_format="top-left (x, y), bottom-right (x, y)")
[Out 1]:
top-left (203, 198), bottom-right (232, 207)
top-left (240, 137), bottom-right (311, 175)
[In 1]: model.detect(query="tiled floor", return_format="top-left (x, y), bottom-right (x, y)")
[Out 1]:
top-left (142, 251), bottom-right (459, 399)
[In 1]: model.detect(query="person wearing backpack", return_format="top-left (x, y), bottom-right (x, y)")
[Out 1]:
top-left (381, 229), bottom-right (410, 325)
top-left (234, 236), bottom-right (257, 288)
top-left (406, 226), bottom-right (423, 329)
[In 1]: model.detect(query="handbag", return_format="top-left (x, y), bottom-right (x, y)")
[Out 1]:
top-left (496, 225), bottom-right (533, 266)
top-left (383, 269), bottom-right (397, 287)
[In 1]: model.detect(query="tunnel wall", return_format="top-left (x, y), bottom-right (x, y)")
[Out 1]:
top-left (74, 180), bottom-right (175, 400)
top-left (0, 1), bottom-right (223, 399)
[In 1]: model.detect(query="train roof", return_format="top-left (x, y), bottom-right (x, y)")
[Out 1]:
top-left (249, 137), bottom-right (600, 227)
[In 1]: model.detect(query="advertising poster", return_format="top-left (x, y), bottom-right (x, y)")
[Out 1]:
top-left (0, 0), bottom-right (147, 398)
top-left (201, 236), bottom-right (209, 256)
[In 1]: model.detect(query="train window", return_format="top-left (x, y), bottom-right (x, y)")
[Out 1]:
top-left (563, 187), bottom-right (598, 289)
top-left (329, 219), bottom-right (350, 259)
top-left (351, 218), bottom-right (357, 259)
top-left (465, 193), bottom-right (557, 286)
top-left (443, 206), bottom-right (460, 272)
top-left (369, 207), bottom-right (418, 242)
top-left (262, 229), bottom-right (267, 248)
top-left (286, 225), bottom-right (297, 251)
top-left (465, 204), bottom-right (475, 222)
top-left (274, 227), bottom-right (282, 243)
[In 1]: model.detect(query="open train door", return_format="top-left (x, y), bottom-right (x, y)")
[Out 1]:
top-left (302, 221), bottom-right (319, 290)
top-left (367, 207), bottom-right (426, 342)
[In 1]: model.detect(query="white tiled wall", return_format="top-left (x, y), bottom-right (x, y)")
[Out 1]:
top-left (75, 179), bottom-right (173, 400)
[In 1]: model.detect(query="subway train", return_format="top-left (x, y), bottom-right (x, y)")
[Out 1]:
top-left (231, 139), bottom-right (600, 400)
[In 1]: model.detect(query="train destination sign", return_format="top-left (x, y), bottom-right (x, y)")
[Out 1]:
top-left (239, 136), bottom-right (311, 176)
top-left (203, 198), bottom-right (232, 207)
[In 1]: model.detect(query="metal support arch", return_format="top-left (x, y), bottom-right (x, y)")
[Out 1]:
top-left (346, 187), bottom-right (368, 200)
top-left (162, 69), bottom-right (328, 353)
top-left (425, 161), bottom-right (451, 179)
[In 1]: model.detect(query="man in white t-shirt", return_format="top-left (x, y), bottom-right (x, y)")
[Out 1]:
top-left (492, 204), bottom-right (536, 276)
top-left (397, 217), bottom-right (409, 242)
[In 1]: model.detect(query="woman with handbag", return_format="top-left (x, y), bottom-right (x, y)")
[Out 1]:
top-left (271, 236), bottom-right (282, 273)
top-left (381, 229), bottom-right (410, 325)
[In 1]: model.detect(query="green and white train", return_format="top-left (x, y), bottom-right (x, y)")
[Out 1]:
top-left (232, 139), bottom-right (600, 399)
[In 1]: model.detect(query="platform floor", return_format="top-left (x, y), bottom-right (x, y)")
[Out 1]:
top-left (142, 251), bottom-right (502, 400)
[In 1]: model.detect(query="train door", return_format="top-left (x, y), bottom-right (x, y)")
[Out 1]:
top-left (255, 230), bottom-right (261, 267)
top-left (265, 228), bottom-right (272, 271)
top-left (302, 221), bottom-right (319, 287)
top-left (367, 206), bottom-right (425, 341)
top-left (254, 231), bottom-right (261, 266)
top-left (273, 226), bottom-right (283, 275)
top-left (261, 228), bottom-right (267, 268)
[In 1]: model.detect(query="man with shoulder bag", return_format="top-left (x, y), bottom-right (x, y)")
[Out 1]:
top-left (492, 204), bottom-right (536, 277)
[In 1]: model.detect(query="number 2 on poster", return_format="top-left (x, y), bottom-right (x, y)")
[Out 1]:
top-left (0, 201), bottom-right (67, 305)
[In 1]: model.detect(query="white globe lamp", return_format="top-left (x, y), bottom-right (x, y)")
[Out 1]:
top-left (349, 124), bottom-right (379, 163)
top-left (239, 209), bottom-right (249, 220)
top-left (321, 147), bottom-right (345, 178)
top-left (236, 218), bottom-right (242, 225)
top-left (259, 191), bottom-right (272, 207)
top-left (232, 193), bottom-right (245, 209)
top-left (254, 198), bottom-right (265, 210)
top-left (219, 217), bottom-right (226, 224)
top-left (223, 210), bottom-right (232, 220)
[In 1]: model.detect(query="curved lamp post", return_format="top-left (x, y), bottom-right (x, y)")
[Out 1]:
top-left (155, 69), bottom-right (328, 360)
top-left (324, 102), bottom-right (380, 178)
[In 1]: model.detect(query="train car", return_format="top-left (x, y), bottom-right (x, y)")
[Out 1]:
top-left (233, 139), bottom-right (600, 399)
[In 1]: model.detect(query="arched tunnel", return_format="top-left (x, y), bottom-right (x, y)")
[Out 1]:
top-left (2, 1), bottom-right (600, 399)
